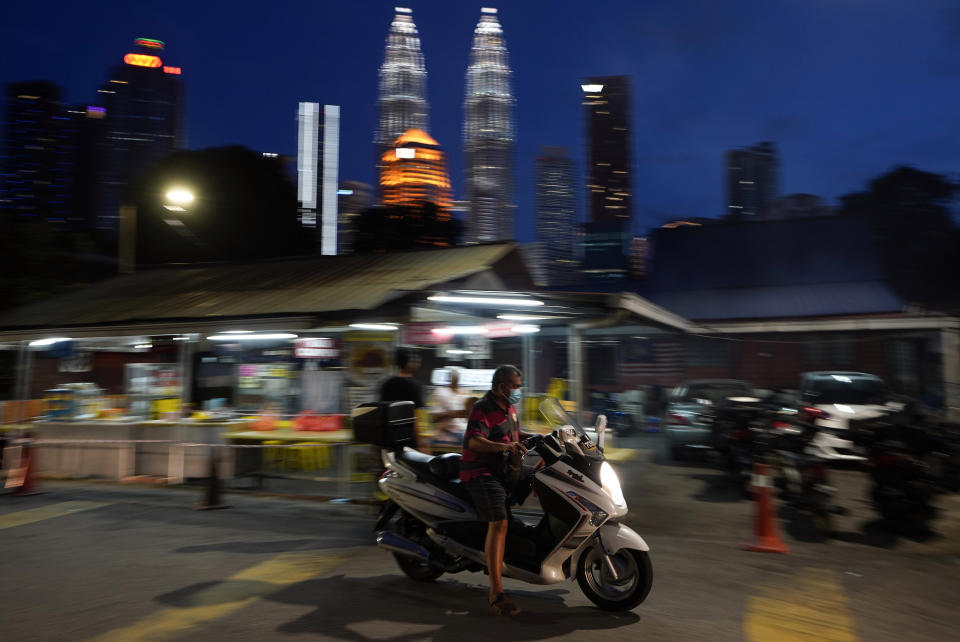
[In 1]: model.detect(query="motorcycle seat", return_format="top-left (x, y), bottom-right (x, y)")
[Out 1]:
top-left (429, 453), bottom-right (462, 480)
top-left (398, 448), bottom-right (436, 477)
top-left (398, 449), bottom-right (462, 480)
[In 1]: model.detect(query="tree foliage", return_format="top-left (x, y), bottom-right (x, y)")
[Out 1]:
top-left (352, 201), bottom-right (462, 253)
top-left (133, 146), bottom-right (313, 265)
top-left (839, 165), bottom-right (959, 306)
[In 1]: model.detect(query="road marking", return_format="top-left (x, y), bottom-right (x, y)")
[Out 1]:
top-left (744, 568), bottom-right (859, 641)
top-left (0, 500), bottom-right (108, 530)
top-left (604, 447), bottom-right (640, 462)
top-left (87, 549), bottom-right (348, 642)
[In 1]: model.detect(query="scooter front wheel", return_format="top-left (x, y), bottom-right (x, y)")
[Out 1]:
top-left (577, 547), bottom-right (652, 611)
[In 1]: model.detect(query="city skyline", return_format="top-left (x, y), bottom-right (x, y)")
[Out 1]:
top-left (2, 1), bottom-right (958, 242)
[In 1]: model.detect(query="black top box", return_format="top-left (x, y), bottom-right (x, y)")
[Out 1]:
top-left (352, 401), bottom-right (415, 448)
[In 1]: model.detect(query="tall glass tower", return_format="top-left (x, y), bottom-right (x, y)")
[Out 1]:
top-left (536, 147), bottom-right (578, 286)
top-left (464, 7), bottom-right (514, 243)
top-left (375, 7), bottom-right (428, 188)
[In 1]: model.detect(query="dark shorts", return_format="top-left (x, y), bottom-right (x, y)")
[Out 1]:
top-left (463, 476), bottom-right (509, 523)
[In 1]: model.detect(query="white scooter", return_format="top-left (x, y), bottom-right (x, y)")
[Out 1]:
top-left (353, 397), bottom-right (652, 612)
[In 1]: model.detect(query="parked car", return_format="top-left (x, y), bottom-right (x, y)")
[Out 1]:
top-left (798, 371), bottom-right (890, 462)
top-left (664, 379), bottom-right (757, 459)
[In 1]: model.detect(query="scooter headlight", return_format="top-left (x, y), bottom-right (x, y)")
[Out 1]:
top-left (600, 461), bottom-right (626, 508)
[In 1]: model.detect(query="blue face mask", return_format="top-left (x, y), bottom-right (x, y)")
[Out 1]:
top-left (507, 387), bottom-right (522, 406)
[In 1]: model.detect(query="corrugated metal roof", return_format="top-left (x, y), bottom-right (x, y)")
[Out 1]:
top-left (649, 281), bottom-right (904, 321)
top-left (0, 244), bottom-right (522, 333)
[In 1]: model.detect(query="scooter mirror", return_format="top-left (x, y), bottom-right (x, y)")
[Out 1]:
top-left (596, 414), bottom-right (607, 451)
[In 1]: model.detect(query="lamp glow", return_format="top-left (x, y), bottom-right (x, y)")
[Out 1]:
top-left (349, 323), bottom-right (399, 331)
top-left (207, 333), bottom-right (298, 341)
top-left (497, 314), bottom-right (551, 321)
top-left (29, 337), bottom-right (70, 347)
top-left (428, 295), bottom-right (544, 307)
top-left (165, 188), bottom-right (194, 205)
top-left (431, 326), bottom-right (489, 336)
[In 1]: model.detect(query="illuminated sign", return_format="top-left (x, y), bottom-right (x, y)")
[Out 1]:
top-left (294, 338), bottom-right (339, 359)
top-left (124, 53), bottom-right (162, 68)
top-left (337, 189), bottom-right (354, 196)
top-left (135, 38), bottom-right (165, 49)
top-left (395, 147), bottom-right (415, 159)
top-left (581, 84), bottom-right (604, 93)
top-left (163, 66), bottom-right (181, 75)
top-left (86, 106), bottom-right (106, 119)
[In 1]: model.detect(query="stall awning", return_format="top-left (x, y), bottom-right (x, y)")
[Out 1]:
top-left (0, 243), bottom-right (533, 340)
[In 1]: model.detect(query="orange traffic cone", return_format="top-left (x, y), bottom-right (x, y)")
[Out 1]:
top-left (194, 446), bottom-right (231, 511)
top-left (742, 462), bottom-right (789, 553)
top-left (5, 438), bottom-right (42, 496)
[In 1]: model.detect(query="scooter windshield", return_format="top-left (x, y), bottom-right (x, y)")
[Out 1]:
top-left (539, 397), bottom-right (590, 442)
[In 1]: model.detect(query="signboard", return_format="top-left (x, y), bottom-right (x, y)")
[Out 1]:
top-left (431, 368), bottom-right (495, 391)
top-left (294, 337), bottom-right (339, 359)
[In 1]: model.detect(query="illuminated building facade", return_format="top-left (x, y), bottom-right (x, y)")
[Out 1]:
top-left (583, 76), bottom-right (632, 225)
top-left (297, 102), bottom-right (340, 255)
top-left (536, 147), bottom-right (578, 286)
top-left (582, 75), bottom-right (632, 281)
top-left (0, 82), bottom-right (78, 230)
top-left (337, 180), bottom-right (373, 255)
top-left (379, 129), bottom-right (452, 214)
top-left (726, 141), bottom-right (779, 220)
top-left (96, 37), bottom-right (183, 233)
top-left (464, 7), bottom-right (515, 243)
top-left (375, 7), bottom-right (428, 188)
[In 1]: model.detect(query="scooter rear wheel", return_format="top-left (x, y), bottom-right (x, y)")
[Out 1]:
top-left (394, 552), bottom-right (445, 582)
top-left (577, 547), bottom-right (652, 611)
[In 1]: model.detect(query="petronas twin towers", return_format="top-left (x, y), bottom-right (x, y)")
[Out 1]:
top-left (376, 7), bottom-right (514, 243)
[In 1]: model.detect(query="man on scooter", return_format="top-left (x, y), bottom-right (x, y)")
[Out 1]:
top-left (460, 364), bottom-right (535, 615)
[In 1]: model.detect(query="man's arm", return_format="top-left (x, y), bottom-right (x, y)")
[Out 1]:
top-left (468, 434), bottom-right (522, 455)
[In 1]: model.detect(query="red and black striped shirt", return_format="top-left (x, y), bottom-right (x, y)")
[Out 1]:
top-left (459, 391), bottom-right (519, 482)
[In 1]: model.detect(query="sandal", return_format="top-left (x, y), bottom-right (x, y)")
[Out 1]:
top-left (489, 592), bottom-right (521, 616)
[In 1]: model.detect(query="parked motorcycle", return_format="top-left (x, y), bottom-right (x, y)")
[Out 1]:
top-left (355, 398), bottom-right (653, 612)
top-left (709, 398), bottom-right (843, 537)
top-left (765, 408), bottom-right (845, 539)
top-left (849, 406), bottom-right (940, 531)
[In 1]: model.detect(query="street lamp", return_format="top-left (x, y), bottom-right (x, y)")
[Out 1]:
top-left (119, 186), bottom-right (196, 274)
top-left (164, 187), bottom-right (195, 212)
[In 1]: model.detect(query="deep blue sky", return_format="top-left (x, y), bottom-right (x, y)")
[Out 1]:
top-left (3, 0), bottom-right (958, 241)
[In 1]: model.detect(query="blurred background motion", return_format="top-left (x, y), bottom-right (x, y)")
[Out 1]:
top-left (0, 2), bottom-right (959, 640)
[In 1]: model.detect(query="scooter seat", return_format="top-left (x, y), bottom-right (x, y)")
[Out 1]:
top-left (398, 448), bottom-right (462, 480)
top-left (398, 448), bottom-right (435, 476)
top-left (429, 453), bottom-right (461, 480)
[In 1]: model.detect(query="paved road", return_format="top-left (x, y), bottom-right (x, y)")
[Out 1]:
top-left (2, 435), bottom-right (959, 641)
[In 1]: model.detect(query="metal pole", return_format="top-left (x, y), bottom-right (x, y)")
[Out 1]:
top-left (567, 327), bottom-right (584, 424)
top-left (942, 327), bottom-right (960, 422)
top-left (15, 341), bottom-right (33, 436)
top-left (522, 333), bottom-right (534, 421)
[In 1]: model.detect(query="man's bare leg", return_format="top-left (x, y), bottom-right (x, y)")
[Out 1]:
top-left (485, 519), bottom-right (509, 603)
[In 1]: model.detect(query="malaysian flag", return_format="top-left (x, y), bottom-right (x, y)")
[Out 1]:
top-left (620, 339), bottom-right (684, 379)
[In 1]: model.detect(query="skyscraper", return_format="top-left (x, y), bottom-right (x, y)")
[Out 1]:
top-left (297, 102), bottom-right (340, 255)
top-left (96, 37), bottom-right (183, 234)
top-left (464, 7), bottom-right (515, 243)
top-left (375, 7), bottom-right (428, 189)
top-left (379, 129), bottom-right (452, 213)
top-left (0, 82), bottom-right (78, 231)
top-left (536, 147), bottom-right (578, 286)
top-left (337, 180), bottom-right (373, 255)
top-left (725, 141), bottom-right (779, 220)
top-left (582, 76), bottom-right (632, 281)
